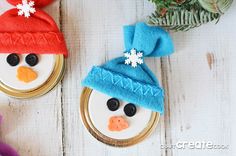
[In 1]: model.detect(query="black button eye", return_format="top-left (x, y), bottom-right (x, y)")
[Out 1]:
top-left (124, 103), bottom-right (136, 117)
top-left (7, 53), bottom-right (20, 66)
top-left (25, 53), bottom-right (38, 66)
top-left (107, 98), bottom-right (120, 111)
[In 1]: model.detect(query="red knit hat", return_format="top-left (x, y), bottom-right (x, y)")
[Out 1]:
top-left (0, 0), bottom-right (68, 56)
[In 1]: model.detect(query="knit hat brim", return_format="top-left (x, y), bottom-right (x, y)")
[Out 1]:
top-left (82, 66), bottom-right (164, 113)
top-left (0, 32), bottom-right (67, 56)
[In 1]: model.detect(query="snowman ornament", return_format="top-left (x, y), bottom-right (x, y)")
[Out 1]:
top-left (81, 23), bottom-right (174, 147)
top-left (0, 0), bottom-right (68, 98)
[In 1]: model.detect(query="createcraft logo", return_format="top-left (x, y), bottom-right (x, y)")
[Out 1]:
top-left (161, 141), bottom-right (229, 150)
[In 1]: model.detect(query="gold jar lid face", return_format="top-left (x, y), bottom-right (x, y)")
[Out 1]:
top-left (80, 87), bottom-right (160, 147)
top-left (0, 54), bottom-right (65, 99)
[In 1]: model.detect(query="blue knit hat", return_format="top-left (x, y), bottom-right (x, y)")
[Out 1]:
top-left (82, 22), bottom-right (174, 114)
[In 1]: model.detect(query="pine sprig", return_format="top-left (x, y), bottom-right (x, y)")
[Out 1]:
top-left (149, 8), bottom-right (220, 31)
top-left (148, 0), bottom-right (231, 31)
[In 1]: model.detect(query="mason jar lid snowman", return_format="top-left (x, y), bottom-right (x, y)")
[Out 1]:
top-left (0, 0), bottom-right (68, 98)
top-left (80, 22), bottom-right (174, 147)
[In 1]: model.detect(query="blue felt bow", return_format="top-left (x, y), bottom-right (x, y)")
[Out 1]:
top-left (123, 22), bottom-right (174, 57)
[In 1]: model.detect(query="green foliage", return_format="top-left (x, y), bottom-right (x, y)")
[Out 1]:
top-left (148, 0), bottom-right (232, 31)
top-left (149, 0), bottom-right (198, 12)
top-left (149, 8), bottom-right (220, 31)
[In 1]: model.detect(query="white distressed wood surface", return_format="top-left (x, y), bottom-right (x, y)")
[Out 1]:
top-left (0, 0), bottom-right (236, 156)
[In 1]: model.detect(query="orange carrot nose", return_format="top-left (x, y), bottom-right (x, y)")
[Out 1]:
top-left (108, 116), bottom-right (129, 132)
top-left (17, 66), bottom-right (38, 83)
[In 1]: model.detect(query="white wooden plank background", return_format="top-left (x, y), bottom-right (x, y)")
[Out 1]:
top-left (0, 0), bottom-right (236, 156)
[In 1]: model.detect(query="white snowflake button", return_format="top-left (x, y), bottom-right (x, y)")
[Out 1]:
top-left (124, 49), bottom-right (143, 68)
top-left (17, 0), bottom-right (36, 18)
